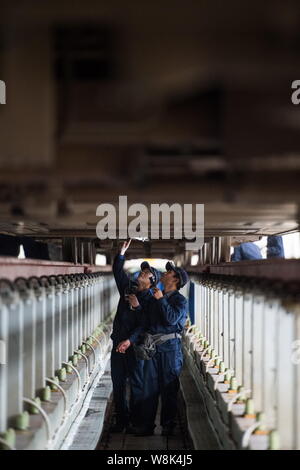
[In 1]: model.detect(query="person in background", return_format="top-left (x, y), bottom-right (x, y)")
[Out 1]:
top-left (231, 235), bottom-right (285, 261)
top-left (231, 241), bottom-right (263, 261)
top-left (266, 235), bottom-right (285, 258)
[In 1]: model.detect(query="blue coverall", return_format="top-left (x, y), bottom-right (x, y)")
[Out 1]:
top-left (111, 254), bottom-right (152, 427)
top-left (267, 236), bottom-right (285, 258)
top-left (138, 290), bottom-right (187, 430)
top-left (231, 242), bottom-right (262, 261)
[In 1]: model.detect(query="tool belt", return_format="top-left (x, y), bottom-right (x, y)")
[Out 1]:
top-left (133, 332), bottom-right (182, 360)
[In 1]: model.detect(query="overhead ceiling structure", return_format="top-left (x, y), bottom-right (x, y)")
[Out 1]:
top-left (0, 1), bottom-right (300, 259)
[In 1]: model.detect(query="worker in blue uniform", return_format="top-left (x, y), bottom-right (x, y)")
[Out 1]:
top-left (231, 242), bottom-right (262, 261)
top-left (267, 235), bottom-right (285, 258)
top-left (231, 236), bottom-right (285, 261)
top-left (110, 239), bottom-right (160, 432)
top-left (119, 261), bottom-right (189, 436)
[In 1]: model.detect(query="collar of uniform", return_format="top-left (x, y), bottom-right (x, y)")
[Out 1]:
top-left (163, 290), bottom-right (177, 299)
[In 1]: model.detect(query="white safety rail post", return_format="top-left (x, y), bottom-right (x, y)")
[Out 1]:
top-left (85, 275), bottom-right (89, 338)
top-left (223, 283), bottom-right (230, 368)
top-left (194, 283), bottom-right (200, 330)
top-left (91, 275), bottom-right (96, 333)
top-left (105, 276), bottom-right (109, 321)
top-left (204, 284), bottom-right (213, 343)
top-left (7, 284), bottom-right (24, 425)
top-left (243, 286), bottom-right (254, 392)
top-left (108, 277), bottom-right (113, 317)
top-left (72, 275), bottom-right (79, 354)
top-left (108, 276), bottom-right (114, 319)
top-left (4, 281), bottom-right (24, 426)
top-left (54, 276), bottom-right (63, 371)
top-left (203, 282), bottom-right (208, 344)
top-left (40, 277), bottom-right (55, 381)
top-left (83, 276), bottom-right (89, 341)
top-left (234, 286), bottom-right (244, 387)
top-left (78, 275), bottom-right (84, 349)
top-left (213, 282), bottom-right (218, 354)
top-left (105, 277), bottom-right (110, 319)
top-left (103, 276), bottom-right (107, 321)
top-left (89, 275), bottom-right (93, 335)
top-left (197, 282), bottom-right (201, 330)
top-left (217, 280), bottom-right (222, 357)
top-left (29, 277), bottom-right (47, 396)
top-left (95, 275), bottom-right (99, 330)
top-left (294, 298), bottom-right (300, 450)
top-left (217, 282), bottom-right (223, 359)
top-left (102, 277), bottom-right (107, 320)
top-left (92, 275), bottom-right (96, 331)
top-left (97, 276), bottom-right (102, 329)
top-left (212, 282), bottom-right (218, 352)
top-left (252, 290), bottom-right (265, 413)
top-left (85, 274), bottom-right (89, 334)
top-left (59, 275), bottom-right (69, 364)
top-left (98, 275), bottom-right (103, 324)
top-left (100, 277), bottom-right (105, 322)
top-left (209, 283), bottom-right (216, 344)
top-left (89, 275), bottom-right (93, 334)
top-left (69, 275), bottom-right (76, 359)
top-left (196, 282), bottom-right (202, 337)
top-left (228, 284), bottom-right (236, 372)
top-left (110, 277), bottom-right (114, 316)
top-left (15, 278), bottom-right (36, 401)
top-left (0, 282), bottom-right (10, 432)
top-left (276, 290), bottom-right (298, 449)
top-left (262, 295), bottom-right (279, 432)
top-left (97, 276), bottom-right (102, 325)
top-left (49, 276), bottom-right (61, 373)
top-left (101, 276), bottom-right (105, 323)
top-left (203, 280), bottom-right (208, 340)
top-left (79, 274), bottom-right (85, 344)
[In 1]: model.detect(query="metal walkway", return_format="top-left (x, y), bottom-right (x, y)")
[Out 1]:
top-left (97, 388), bottom-right (194, 451)
top-left (96, 361), bottom-right (220, 451)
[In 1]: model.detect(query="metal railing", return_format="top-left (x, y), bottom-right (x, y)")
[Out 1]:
top-left (189, 273), bottom-right (300, 450)
top-left (0, 271), bottom-right (118, 449)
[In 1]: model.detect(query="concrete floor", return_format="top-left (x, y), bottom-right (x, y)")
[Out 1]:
top-left (97, 362), bottom-right (220, 451)
top-left (97, 391), bottom-right (194, 451)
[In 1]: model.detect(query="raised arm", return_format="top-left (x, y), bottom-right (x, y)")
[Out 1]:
top-left (112, 239), bottom-right (131, 295)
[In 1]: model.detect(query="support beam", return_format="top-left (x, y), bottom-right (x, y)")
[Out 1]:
top-left (62, 237), bottom-right (78, 263)
top-left (220, 236), bottom-right (231, 263)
